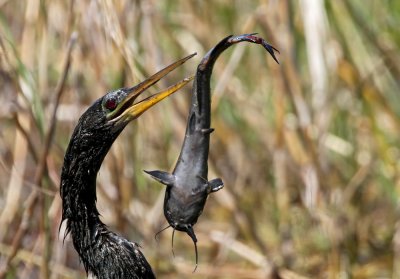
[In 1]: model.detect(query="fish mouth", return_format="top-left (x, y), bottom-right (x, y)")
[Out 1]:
top-left (109, 53), bottom-right (196, 123)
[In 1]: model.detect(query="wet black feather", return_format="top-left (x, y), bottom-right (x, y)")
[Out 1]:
top-left (60, 96), bottom-right (155, 279)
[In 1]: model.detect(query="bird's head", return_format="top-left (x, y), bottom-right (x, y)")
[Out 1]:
top-left (64, 53), bottom-right (195, 176)
top-left (80, 53), bottom-right (195, 137)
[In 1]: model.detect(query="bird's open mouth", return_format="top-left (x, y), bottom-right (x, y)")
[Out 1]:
top-left (108, 53), bottom-right (196, 123)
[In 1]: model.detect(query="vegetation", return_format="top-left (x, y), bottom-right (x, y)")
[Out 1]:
top-left (1, 0), bottom-right (400, 278)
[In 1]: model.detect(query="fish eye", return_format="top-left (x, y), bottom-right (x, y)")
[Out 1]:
top-left (104, 97), bottom-right (118, 111)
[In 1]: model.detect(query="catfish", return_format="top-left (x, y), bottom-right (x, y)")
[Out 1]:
top-left (145, 33), bottom-right (279, 270)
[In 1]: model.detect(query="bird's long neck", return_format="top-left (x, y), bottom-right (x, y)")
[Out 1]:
top-left (60, 119), bottom-right (123, 272)
top-left (60, 105), bottom-right (155, 278)
top-left (60, 128), bottom-right (114, 254)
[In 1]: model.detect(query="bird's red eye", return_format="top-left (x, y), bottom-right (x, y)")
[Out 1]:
top-left (105, 98), bottom-right (117, 110)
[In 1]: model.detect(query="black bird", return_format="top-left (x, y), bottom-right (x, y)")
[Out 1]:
top-left (60, 53), bottom-right (195, 279)
top-left (145, 34), bottom-right (279, 270)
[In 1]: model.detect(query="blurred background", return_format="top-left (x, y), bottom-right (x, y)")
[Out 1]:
top-left (1, 0), bottom-right (400, 278)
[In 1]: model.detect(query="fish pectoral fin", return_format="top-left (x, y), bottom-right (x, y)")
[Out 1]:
top-left (144, 170), bottom-right (175, 186)
top-left (209, 178), bottom-right (224, 192)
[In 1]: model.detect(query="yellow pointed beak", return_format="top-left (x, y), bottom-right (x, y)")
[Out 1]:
top-left (113, 76), bottom-right (194, 123)
top-left (108, 53), bottom-right (196, 123)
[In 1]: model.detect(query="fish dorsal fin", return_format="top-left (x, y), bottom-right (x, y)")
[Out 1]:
top-left (144, 170), bottom-right (175, 186)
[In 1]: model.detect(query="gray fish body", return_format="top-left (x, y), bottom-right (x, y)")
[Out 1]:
top-left (146, 37), bottom-right (235, 233)
top-left (145, 34), bottom-right (279, 266)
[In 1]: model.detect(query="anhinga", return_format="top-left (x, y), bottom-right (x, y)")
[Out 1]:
top-left (60, 54), bottom-right (195, 279)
